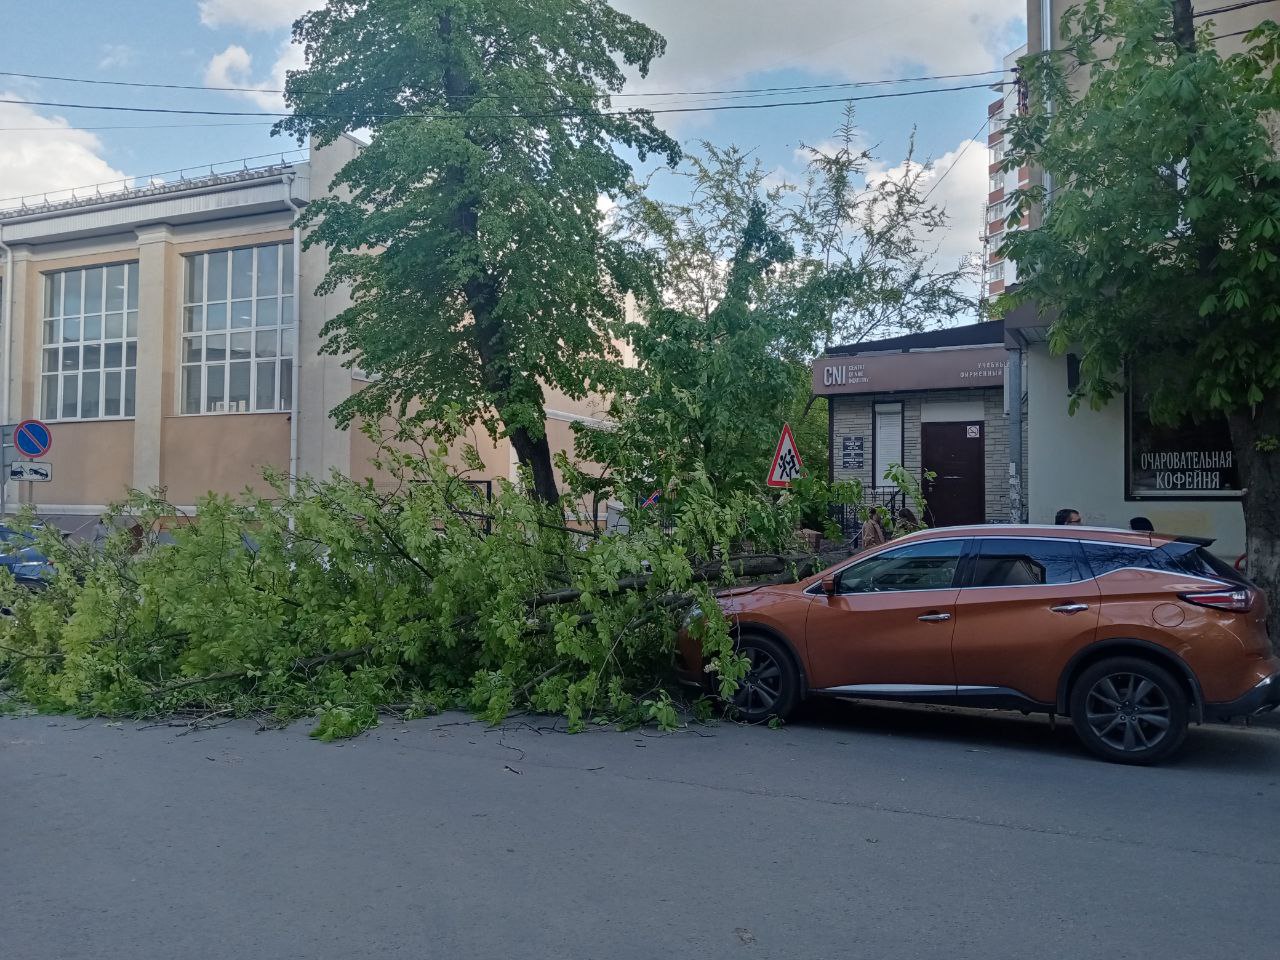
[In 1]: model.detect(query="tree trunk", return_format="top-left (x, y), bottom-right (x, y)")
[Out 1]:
top-left (1228, 396), bottom-right (1280, 652)
top-left (437, 9), bottom-right (560, 507)
top-left (509, 425), bottom-right (560, 505)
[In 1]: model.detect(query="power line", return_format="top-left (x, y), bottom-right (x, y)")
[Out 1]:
top-left (921, 90), bottom-right (1011, 205)
top-left (0, 121), bottom-right (276, 133)
top-left (0, 80), bottom-right (1006, 122)
top-left (0, 65), bottom-right (1010, 100)
top-left (1192, 0), bottom-right (1277, 17)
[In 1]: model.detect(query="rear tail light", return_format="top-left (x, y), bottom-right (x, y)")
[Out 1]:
top-left (1180, 588), bottom-right (1253, 612)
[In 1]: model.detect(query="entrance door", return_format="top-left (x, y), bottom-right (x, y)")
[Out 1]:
top-left (921, 421), bottom-right (985, 527)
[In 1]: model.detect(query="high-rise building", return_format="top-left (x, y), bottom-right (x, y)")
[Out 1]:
top-left (981, 43), bottom-right (1029, 304)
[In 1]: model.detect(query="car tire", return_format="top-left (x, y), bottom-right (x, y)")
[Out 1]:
top-left (1069, 656), bottom-right (1189, 764)
top-left (730, 633), bottom-right (800, 723)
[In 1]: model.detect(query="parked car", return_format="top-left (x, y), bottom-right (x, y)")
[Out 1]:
top-left (679, 525), bottom-right (1279, 764)
top-left (0, 524), bottom-right (55, 591)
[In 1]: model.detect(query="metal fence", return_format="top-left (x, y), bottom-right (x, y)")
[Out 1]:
top-left (828, 486), bottom-right (911, 547)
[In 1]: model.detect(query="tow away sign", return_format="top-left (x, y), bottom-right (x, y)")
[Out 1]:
top-left (767, 424), bottom-right (803, 488)
top-left (9, 461), bottom-right (51, 482)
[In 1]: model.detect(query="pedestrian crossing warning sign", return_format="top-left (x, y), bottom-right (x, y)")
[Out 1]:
top-left (767, 423), bottom-right (804, 488)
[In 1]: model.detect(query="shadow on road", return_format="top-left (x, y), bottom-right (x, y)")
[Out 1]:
top-left (784, 696), bottom-right (1280, 770)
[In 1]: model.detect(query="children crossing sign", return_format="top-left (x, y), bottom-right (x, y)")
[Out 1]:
top-left (767, 424), bottom-right (804, 488)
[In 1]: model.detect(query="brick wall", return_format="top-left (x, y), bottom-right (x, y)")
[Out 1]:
top-left (830, 387), bottom-right (1028, 523)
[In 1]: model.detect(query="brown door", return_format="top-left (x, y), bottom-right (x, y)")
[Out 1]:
top-left (804, 538), bottom-right (965, 691)
top-left (921, 421), bottom-right (985, 527)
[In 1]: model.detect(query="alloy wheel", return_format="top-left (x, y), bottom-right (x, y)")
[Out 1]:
top-left (734, 644), bottom-right (784, 715)
top-left (1084, 672), bottom-right (1172, 753)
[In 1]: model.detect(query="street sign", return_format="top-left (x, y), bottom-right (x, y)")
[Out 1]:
top-left (767, 423), bottom-right (804, 488)
top-left (8, 461), bottom-right (51, 483)
top-left (13, 419), bottom-right (52, 459)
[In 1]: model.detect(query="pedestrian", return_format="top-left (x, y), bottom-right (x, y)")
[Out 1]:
top-left (1129, 516), bottom-right (1155, 532)
top-left (1054, 508), bottom-right (1082, 525)
top-left (859, 514), bottom-right (887, 549)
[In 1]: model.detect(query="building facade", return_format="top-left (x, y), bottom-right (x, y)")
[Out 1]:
top-left (983, 43), bottom-right (1030, 302)
top-left (816, 321), bottom-right (1027, 527)
top-left (0, 137), bottom-right (612, 532)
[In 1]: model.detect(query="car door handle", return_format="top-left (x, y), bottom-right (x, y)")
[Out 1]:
top-left (1051, 603), bottom-right (1090, 615)
top-left (917, 612), bottom-right (952, 623)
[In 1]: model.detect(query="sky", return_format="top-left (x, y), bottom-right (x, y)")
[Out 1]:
top-left (0, 0), bottom-right (1027, 272)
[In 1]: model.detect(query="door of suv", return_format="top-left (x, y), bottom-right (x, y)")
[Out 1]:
top-left (805, 538), bottom-right (966, 692)
top-left (951, 536), bottom-right (1100, 704)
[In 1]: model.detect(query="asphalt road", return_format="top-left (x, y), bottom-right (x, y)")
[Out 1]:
top-left (3, 701), bottom-right (1279, 960)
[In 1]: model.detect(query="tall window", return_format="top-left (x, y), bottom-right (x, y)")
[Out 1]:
top-left (42, 264), bottom-right (138, 421)
top-left (182, 243), bottom-right (294, 414)
top-left (873, 402), bottom-right (903, 486)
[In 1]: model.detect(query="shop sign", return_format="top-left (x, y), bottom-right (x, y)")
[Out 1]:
top-left (813, 346), bottom-right (1006, 395)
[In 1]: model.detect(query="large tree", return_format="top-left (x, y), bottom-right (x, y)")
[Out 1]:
top-left (1002, 0), bottom-right (1280, 636)
top-left (576, 125), bottom-right (977, 502)
top-left (276, 0), bottom-right (679, 503)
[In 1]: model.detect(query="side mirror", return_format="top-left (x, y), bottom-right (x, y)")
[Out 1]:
top-left (821, 576), bottom-right (837, 596)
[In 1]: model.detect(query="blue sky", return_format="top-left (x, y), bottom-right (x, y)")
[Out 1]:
top-left (0, 0), bottom-right (1026, 262)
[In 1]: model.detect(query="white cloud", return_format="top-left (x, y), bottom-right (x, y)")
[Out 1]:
top-left (204, 41), bottom-right (304, 111)
top-left (98, 44), bottom-right (135, 70)
top-left (613, 0), bottom-right (1022, 95)
top-left (198, 0), bottom-right (313, 31)
top-left (867, 138), bottom-right (988, 267)
top-left (0, 96), bottom-right (128, 206)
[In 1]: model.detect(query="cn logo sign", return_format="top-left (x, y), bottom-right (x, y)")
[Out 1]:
top-left (767, 424), bottom-right (804, 488)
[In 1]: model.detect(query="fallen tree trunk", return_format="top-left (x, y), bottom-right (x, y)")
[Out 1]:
top-left (145, 547), bottom-right (858, 699)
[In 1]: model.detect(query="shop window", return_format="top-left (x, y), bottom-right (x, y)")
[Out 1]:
top-left (1127, 374), bottom-right (1239, 499)
top-left (181, 243), bottom-right (294, 414)
top-left (41, 263), bottom-right (138, 421)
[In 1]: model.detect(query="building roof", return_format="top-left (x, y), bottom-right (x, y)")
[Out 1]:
top-left (825, 319), bottom-right (1004, 356)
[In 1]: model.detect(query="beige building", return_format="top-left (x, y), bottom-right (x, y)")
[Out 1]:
top-left (0, 137), bottom-right (612, 531)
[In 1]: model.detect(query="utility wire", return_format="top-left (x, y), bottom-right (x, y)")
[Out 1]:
top-left (0, 66), bottom-right (1010, 100)
top-left (1192, 0), bottom-right (1277, 17)
top-left (921, 91), bottom-right (1010, 205)
top-left (0, 79), bottom-right (1006, 121)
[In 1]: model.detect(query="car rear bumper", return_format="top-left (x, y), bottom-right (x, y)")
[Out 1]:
top-left (1205, 671), bottom-right (1280, 720)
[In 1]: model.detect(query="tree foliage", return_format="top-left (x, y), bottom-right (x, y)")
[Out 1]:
top-left (1003, 1), bottom-right (1280, 421)
top-left (0, 436), bottom-right (910, 737)
top-left (1001, 0), bottom-right (1280, 639)
top-left (275, 0), bottom-right (680, 502)
top-left (572, 122), bottom-right (974, 503)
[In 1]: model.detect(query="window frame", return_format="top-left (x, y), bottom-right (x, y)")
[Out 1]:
top-left (39, 261), bottom-right (140, 423)
top-left (179, 242), bottom-right (295, 417)
top-left (958, 536), bottom-right (1091, 589)
top-left (809, 537), bottom-right (969, 596)
top-left (1124, 374), bottom-right (1241, 502)
top-left (872, 401), bottom-right (904, 487)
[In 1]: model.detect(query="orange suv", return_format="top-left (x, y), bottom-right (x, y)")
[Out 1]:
top-left (679, 525), bottom-right (1279, 763)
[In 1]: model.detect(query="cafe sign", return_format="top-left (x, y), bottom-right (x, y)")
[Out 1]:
top-left (812, 346), bottom-right (1007, 395)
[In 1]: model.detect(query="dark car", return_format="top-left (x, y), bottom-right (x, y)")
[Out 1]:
top-left (0, 524), bottom-right (55, 590)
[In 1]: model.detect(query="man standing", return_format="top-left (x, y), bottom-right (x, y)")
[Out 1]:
top-left (1055, 508), bottom-right (1082, 526)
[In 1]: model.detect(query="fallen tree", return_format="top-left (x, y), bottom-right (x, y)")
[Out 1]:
top-left (0, 440), bottom-right (895, 738)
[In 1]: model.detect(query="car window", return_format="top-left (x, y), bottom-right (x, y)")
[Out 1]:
top-left (1082, 543), bottom-right (1152, 578)
top-left (837, 540), bottom-right (964, 594)
top-left (972, 538), bottom-right (1086, 586)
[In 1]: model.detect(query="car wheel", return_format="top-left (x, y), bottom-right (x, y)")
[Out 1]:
top-left (730, 633), bottom-right (799, 723)
top-left (1069, 656), bottom-right (1189, 764)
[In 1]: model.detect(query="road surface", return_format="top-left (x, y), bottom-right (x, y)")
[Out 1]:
top-left (3, 701), bottom-right (1279, 960)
